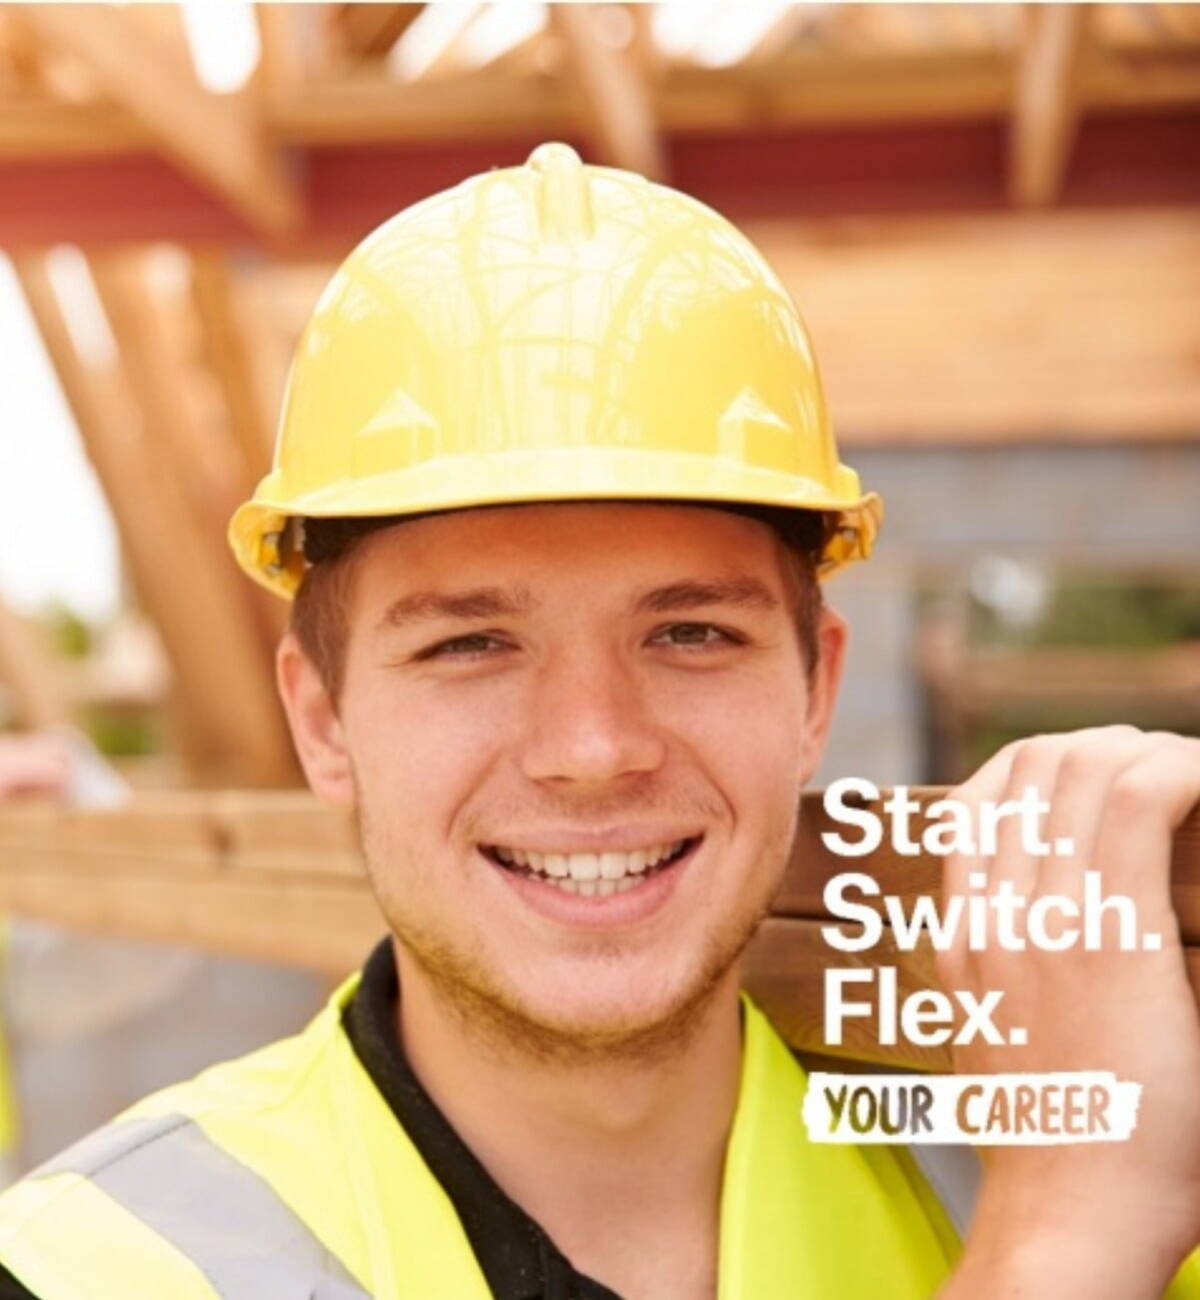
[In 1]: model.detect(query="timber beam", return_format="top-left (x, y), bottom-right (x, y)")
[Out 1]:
top-left (550, 4), bottom-right (665, 180)
top-left (1, 46), bottom-right (1198, 161)
top-left (0, 788), bottom-right (1196, 1072)
top-left (0, 111), bottom-right (1197, 251)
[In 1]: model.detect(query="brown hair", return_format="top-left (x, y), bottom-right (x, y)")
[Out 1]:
top-left (290, 503), bottom-right (833, 704)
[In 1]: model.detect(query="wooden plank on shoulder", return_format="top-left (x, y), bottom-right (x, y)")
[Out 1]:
top-left (1, 788), bottom-right (1197, 1068)
top-left (777, 787), bottom-right (1200, 944)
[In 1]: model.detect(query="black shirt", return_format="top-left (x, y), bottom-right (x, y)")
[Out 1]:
top-left (0, 937), bottom-right (623, 1299)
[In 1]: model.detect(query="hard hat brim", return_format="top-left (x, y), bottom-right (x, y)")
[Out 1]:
top-left (229, 446), bottom-right (882, 600)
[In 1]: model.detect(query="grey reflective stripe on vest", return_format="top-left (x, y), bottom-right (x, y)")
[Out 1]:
top-left (34, 1113), bottom-right (371, 1299)
top-left (908, 1143), bottom-right (982, 1237)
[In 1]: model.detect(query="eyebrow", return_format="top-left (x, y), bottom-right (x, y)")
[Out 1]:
top-left (375, 586), bottom-right (535, 632)
top-left (374, 575), bottom-right (780, 634)
top-left (633, 577), bottom-right (780, 616)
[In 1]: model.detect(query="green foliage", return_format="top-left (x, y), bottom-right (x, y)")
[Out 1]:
top-left (43, 603), bottom-right (93, 659)
top-left (83, 706), bottom-right (160, 758)
top-left (972, 578), bottom-right (1200, 651)
top-left (922, 568), bottom-right (1200, 782)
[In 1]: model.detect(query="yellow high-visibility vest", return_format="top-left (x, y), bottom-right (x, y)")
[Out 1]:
top-left (0, 975), bottom-right (1177, 1299)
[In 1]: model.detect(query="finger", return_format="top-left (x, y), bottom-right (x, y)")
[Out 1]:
top-left (989, 733), bottom-right (1080, 905)
top-left (1091, 737), bottom-right (1200, 916)
top-left (939, 740), bottom-right (1025, 983)
top-left (940, 741), bottom-right (1017, 903)
top-left (1035, 726), bottom-right (1152, 904)
top-left (0, 744), bottom-right (70, 799)
top-left (0, 761), bottom-right (68, 799)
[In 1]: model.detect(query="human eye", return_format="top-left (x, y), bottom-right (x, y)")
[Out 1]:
top-left (647, 622), bottom-right (745, 651)
top-left (411, 631), bottom-right (514, 662)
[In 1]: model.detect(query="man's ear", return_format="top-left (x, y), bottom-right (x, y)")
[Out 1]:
top-left (276, 631), bottom-right (355, 807)
top-left (798, 605), bottom-right (848, 781)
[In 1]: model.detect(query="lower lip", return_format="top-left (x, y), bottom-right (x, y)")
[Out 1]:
top-left (485, 841), bottom-right (700, 929)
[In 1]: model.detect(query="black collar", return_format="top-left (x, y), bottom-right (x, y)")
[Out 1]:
top-left (343, 938), bottom-right (624, 1300)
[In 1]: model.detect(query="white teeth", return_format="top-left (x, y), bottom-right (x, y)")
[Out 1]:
top-left (569, 853), bottom-right (601, 882)
top-left (599, 852), bottom-right (626, 880)
top-left (489, 838), bottom-right (691, 889)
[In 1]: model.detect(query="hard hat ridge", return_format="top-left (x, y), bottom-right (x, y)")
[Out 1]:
top-left (529, 141), bottom-right (596, 241)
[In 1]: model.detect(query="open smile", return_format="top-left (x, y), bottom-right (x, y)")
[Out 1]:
top-left (479, 836), bottom-right (703, 897)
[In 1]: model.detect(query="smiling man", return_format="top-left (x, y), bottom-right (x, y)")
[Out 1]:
top-left (294, 504), bottom-right (825, 1066)
top-left (0, 143), bottom-right (1197, 1300)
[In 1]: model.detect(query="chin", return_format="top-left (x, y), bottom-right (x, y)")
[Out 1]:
top-left (523, 976), bottom-right (686, 1037)
top-left (483, 941), bottom-right (741, 1062)
top-left (391, 880), bottom-right (770, 1062)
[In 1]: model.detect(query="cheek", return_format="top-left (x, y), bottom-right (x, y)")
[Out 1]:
top-left (341, 673), bottom-right (516, 838)
top-left (661, 664), bottom-right (809, 770)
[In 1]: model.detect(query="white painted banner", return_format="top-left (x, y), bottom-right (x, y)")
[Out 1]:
top-left (803, 1071), bottom-right (1141, 1145)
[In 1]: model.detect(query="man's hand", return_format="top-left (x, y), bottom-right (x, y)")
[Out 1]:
top-left (937, 726), bottom-right (1200, 1299)
top-left (0, 732), bottom-right (71, 802)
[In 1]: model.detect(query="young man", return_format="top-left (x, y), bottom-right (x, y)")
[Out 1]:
top-left (0, 144), bottom-right (1196, 1299)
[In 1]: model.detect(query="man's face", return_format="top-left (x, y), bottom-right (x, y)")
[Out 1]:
top-left (282, 503), bottom-right (845, 1055)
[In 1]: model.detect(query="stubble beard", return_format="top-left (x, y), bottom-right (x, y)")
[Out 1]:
top-left (354, 794), bottom-right (797, 1070)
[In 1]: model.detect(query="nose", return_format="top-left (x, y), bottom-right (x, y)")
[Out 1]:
top-left (519, 642), bottom-right (667, 786)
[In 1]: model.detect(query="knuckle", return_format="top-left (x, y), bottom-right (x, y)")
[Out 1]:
top-left (1073, 723), bottom-right (1139, 744)
top-left (1108, 767), bottom-right (1159, 818)
top-left (947, 778), bottom-right (980, 809)
top-left (983, 738), bottom-right (1026, 775)
top-left (1143, 729), bottom-right (1188, 751)
top-left (1007, 734), bottom-right (1056, 779)
top-left (1056, 745), bottom-right (1096, 786)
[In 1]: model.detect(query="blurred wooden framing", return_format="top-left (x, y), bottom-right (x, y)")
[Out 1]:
top-left (917, 578), bottom-right (1200, 782)
top-left (12, 257), bottom-right (294, 784)
top-left (330, 4), bottom-right (423, 61)
top-left (0, 600), bottom-right (69, 730)
top-left (14, 4), bottom-right (300, 235)
top-left (0, 787), bottom-right (1196, 1071)
top-left (1010, 4), bottom-right (1091, 206)
top-left (549, 4), bottom-right (665, 180)
top-left (752, 206), bottom-right (1200, 444)
top-left (1, 6), bottom-right (1198, 162)
top-left (0, 3), bottom-right (1197, 787)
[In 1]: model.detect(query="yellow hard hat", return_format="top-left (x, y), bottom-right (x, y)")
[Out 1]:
top-left (229, 142), bottom-right (882, 598)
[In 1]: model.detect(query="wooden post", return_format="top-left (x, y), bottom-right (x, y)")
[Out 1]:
top-left (550, 3), bottom-right (665, 180)
top-left (0, 600), bottom-right (68, 730)
top-left (1010, 4), bottom-right (1092, 207)
top-left (14, 257), bottom-right (295, 784)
